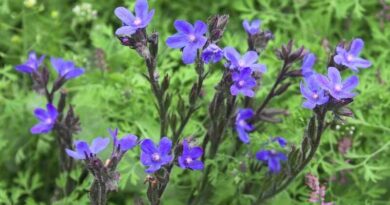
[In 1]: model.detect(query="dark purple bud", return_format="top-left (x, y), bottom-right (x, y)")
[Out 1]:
top-left (248, 30), bottom-right (274, 53)
top-left (207, 14), bottom-right (229, 43)
top-left (161, 74), bottom-right (170, 92)
top-left (148, 32), bottom-right (159, 58)
top-left (334, 106), bottom-right (354, 117)
top-left (274, 82), bottom-right (291, 96)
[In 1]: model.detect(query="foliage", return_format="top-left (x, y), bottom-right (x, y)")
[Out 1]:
top-left (0, 0), bottom-right (389, 204)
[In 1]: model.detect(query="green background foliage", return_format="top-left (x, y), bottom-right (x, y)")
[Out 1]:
top-left (0, 0), bottom-right (389, 204)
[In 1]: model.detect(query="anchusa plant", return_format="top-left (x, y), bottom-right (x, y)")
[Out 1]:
top-left (15, 0), bottom-right (372, 204)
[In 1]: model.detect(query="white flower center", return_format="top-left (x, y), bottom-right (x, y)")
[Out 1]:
top-left (134, 18), bottom-right (142, 26)
top-left (239, 120), bottom-right (246, 127)
top-left (152, 153), bottom-right (161, 162)
top-left (334, 84), bottom-right (342, 92)
top-left (188, 34), bottom-right (196, 42)
top-left (185, 157), bottom-right (193, 164)
top-left (238, 80), bottom-right (245, 87)
top-left (45, 118), bottom-right (53, 124)
top-left (312, 93), bottom-right (319, 99)
top-left (238, 60), bottom-right (245, 67)
top-left (346, 54), bottom-right (354, 62)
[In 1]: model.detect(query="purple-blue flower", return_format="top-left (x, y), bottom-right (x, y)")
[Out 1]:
top-left (140, 137), bottom-right (173, 173)
top-left (114, 0), bottom-right (155, 36)
top-left (272, 137), bottom-right (287, 148)
top-left (31, 104), bottom-right (58, 134)
top-left (201, 44), bottom-right (223, 64)
top-left (223, 47), bottom-right (266, 73)
top-left (235, 108), bottom-right (255, 144)
top-left (242, 19), bottom-right (261, 35)
top-left (65, 137), bottom-right (110, 160)
top-left (301, 53), bottom-right (316, 78)
top-left (317, 67), bottom-right (359, 100)
top-left (256, 149), bottom-right (287, 173)
top-left (166, 20), bottom-right (207, 64)
top-left (51, 58), bottom-right (84, 80)
top-left (334, 38), bottom-right (371, 72)
top-left (231, 68), bottom-right (257, 97)
top-left (109, 128), bottom-right (138, 153)
top-left (15, 51), bottom-right (45, 74)
top-left (300, 75), bottom-right (329, 109)
top-left (178, 139), bottom-right (204, 170)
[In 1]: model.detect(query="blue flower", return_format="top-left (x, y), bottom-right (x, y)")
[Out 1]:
top-left (201, 44), bottom-right (223, 64)
top-left (31, 104), bottom-right (58, 134)
top-left (334, 38), bottom-right (371, 72)
top-left (230, 68), bottom-right (257, 97)
top-left (301, 53), bottom-right (316, 78)
top-left (65, 137), bottom-right (110, 160)
top-left (256, 150), bottom-right (287, 173)
top-left (114, 0), bottom-right (155, 36)
top-left (140, 137), bottom-right (173, 173)
top-left (51, 58), bottom-right (85, 80)
top-left (235, 108), bottom-right (255, 144)
top-left (300, 75), bottom-right (329, 109)
top-left (109, 128), bottom-right (138, 153)
top-left (317, 67), bottom-right (359, 100)
top-left (166, 20), bottom-right (207, 64)
top-left (272, 136), bottom-right (287, 148)
top-left (178, 139), bottom-right (204, 170)
top-left (242, 19), bottom-right (261, 35)
top-left (223, 47), bottom-right (266, 73)
top-left (15, 51), bottom-right (45, 74)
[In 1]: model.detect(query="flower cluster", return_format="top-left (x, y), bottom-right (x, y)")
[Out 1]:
top-left (256, 137), bottom-right (288, 173)
top-left (299, 38), bottom-right (370, 110)
top-left (114, 0), bottom-right (155, 36)
top-left (140, 137), bottom-right (204, 173)
top-left (16, 52), bottom-right (85, 134)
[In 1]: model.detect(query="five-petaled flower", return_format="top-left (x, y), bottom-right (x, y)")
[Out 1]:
top-left (224, 47), bottom-right (266, 73)
top-left (256, 149), bottom-right (287, 173)
top-left (242, 19), bottom-right (261, 35)
top-left (231, 68), bottom-right (257, 97)
top-left (140, 137), bottom-right (173, 173)
top-left (178, 139), bottom-right (204, 170)
top-left (51, 58), bottom-right (85, 80)
top-left (65, 137), bottom-right (110, 160)
top-left (300, 75), bottom-right (329, 109)
top-left (166, 20), bottom-right (207, 64)
top-left (317, 67), bottom-right (359, 100)
top-left (109, 128), bottom-right (138, 153)
top-left (31, 104), bottom-right (58, 134)
top-left (334, 38), bottom-right (371, 72)
top-left (235, 108), bottom-right (255, 144)
top-left (301, 53), bottom-right (316, 78)
top-left (114, 0), bottom-right (155, 36)
top-left (201, 44), bottom-right (223, 64)
top-left (15, 51), bottom-right (45, 74)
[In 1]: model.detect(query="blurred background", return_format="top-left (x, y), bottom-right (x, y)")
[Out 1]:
top-left (0, 0), bottom-right (389, 204)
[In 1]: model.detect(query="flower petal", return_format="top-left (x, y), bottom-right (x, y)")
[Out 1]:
top-left (15, 65), bottom-right (34, 73)
top-left (65, 149), bottom-right (85, 160)
top-left (140, 152), bottom-right (152, 166)
top-left (352, 57), bottom-right (371, 69)
top-left (349, 38), bottom-right (364, 56)
top-left (65, 68), bottom-right (84, 79)
top-left (115, 26), bottom-right (136, 36)
top-left (166, 33), bottom-right (189, 48)
top-left (159, 137), bottom-right (172, 155)
top-left (194, 20), bottom-right (207, 35)
top-left (31, 123), bottom-right (52, 134)
top-left (327, 67), bottom-right (341, 84)
top-left (140, 9), bottom-right (155, 27)
top-left (145, 164), bottom-right (161, 173)
top-left (119, 134), bottom-right (138, 151)
top-left (303, 100), bottom-right (316, 109)
top-left (189, 147), bottom-right (203, 159)
top-left (342, 76), bottom-right (359, 91)
top-left (251, 64), bottom-right (267, 73)
top-left (46, 103), bottom-right (58, 119)
top-left (237, 127), bottom-right (250, 144)
top-left (182, 45), bottom-right (197, 64)
top-left (114, 7), bottom-right (135, 25)
top-left (242, 51), bottom-right (258, 65)
top-left (189, 160), bottom-right (204, 170)
top-left (256, 150), bottom-right (270, 161)
top-left (135, 0), bottom-right (148, 19)
top-left (268, 157), bottom-right (281, 173)
top-left (174, 20), bottom-right (193, 34)
top-left (223, 47), bottom-right (241, 65)
top-left (34, 108), bottom-right (48, 121)
top-left (242, 20), bottom-right (250, 33)
top-left (90, 137), bottom-right (110, 154)
top-left (140, 139), bottom-right (157, 154)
